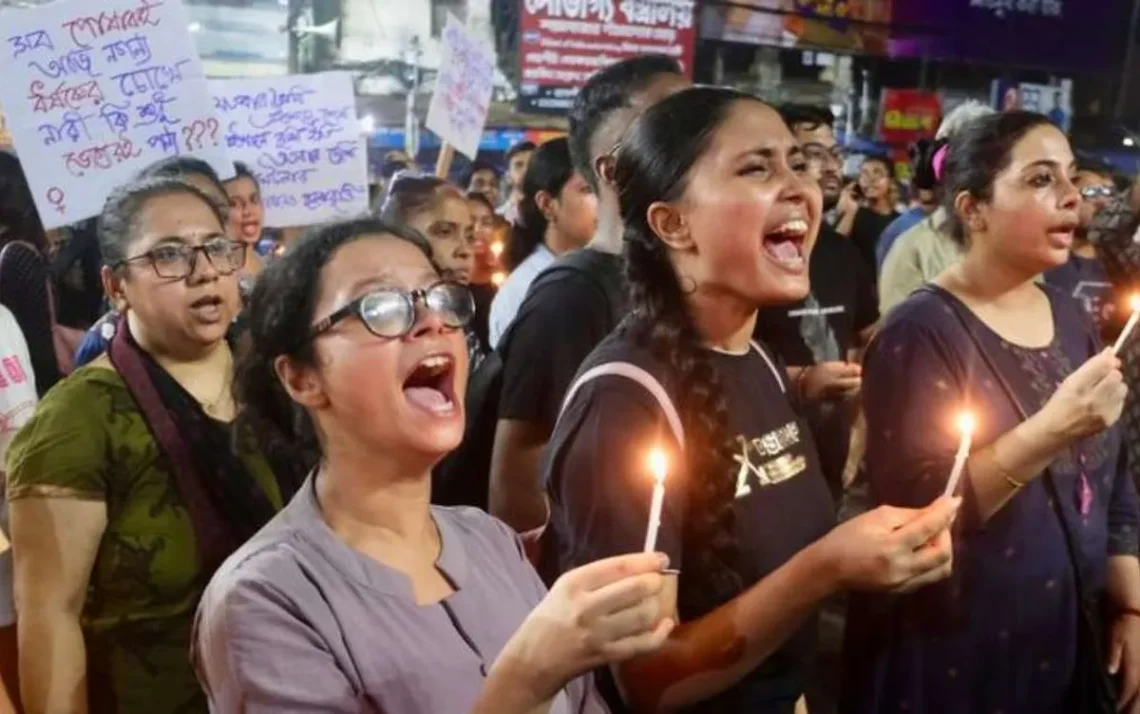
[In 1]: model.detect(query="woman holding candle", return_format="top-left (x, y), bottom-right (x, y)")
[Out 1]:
top-left (843, 111), bottom-right (1140, 714)
top-left (543, 86), bottom-right (959, 714)
top-left (193, 218), bottom-right (676, 712)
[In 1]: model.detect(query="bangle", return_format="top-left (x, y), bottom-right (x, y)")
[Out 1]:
top-left (1003, 473), bottom-right (1026, 490)
top-left (795, 366), bottom-right (812, 398)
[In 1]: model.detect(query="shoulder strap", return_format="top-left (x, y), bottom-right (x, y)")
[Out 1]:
top-left (749, 339), bottom-right (786, 393)
top-left (923, 285), bottom-right (1091, 595)
top-left (560, 362), bottom-right (685, 448)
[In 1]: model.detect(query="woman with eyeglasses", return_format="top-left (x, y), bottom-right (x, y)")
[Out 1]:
top-left (6, 176), bottom-right (295, 714)
top-left (192, 218), bottom-right (674, 713)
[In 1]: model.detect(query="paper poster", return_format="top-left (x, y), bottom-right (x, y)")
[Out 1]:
top-left (211, 73), bottom-right (368, 227)
top-left (425, 14), bottom-right (495, 160)
top-left (0, 0), bottom-right (231, 230)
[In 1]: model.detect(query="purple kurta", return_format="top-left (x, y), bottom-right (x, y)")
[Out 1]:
top-left (193, 476), bottom-right (608, 714)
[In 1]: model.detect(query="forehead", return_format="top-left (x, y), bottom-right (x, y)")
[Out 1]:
top-left (472, 169), bottom-right (497, 181)
top-left (131, 192), bottom-right (222, 246)
top-left (317, 236), bottom-right (436, 307)
top-left (701, 101), bottom-right (796, 161)
top-left (861, 159), bottom-right (889, 173)
top-left (225, 175), bottom-right (257, 195)
top-left (792, 122), bottom-right (836, 148)
top-left (1075, 170), bottom-right (1113, 188)
top-left (1006, 124), bottom-right (1073, 167)
top-left (510, 150), bottom-right (533, 163)
top-left (183, 173), bottom-right (226, 204)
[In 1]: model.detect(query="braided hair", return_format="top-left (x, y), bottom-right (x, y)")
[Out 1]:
top-left (613, 86), bottom-right (773, 615)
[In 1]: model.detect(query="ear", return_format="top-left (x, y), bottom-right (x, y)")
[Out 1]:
top-left (273, 354), bottom-right (329, 411)
top-left (646, 201), bottom-right (692, 252)
top-left (101, 265), bottom-right (130, 313)
top-left (593, 153), bottom-right (616, 189)
top-left (953, 190), bottom-right (987, 235)
top-left (535, 189), bottom-right (556, 221)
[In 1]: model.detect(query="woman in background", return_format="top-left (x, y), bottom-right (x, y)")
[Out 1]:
top-left (194, 218), bottom-right (673, 713)
top-left (223, 162), bottom-right (268, 282)
top-left (488, 137), bottom-right (597, 348)
top-left (8, 176), bottom-right (288, 714)
top-left (466, 191), bottom-right (498, 351)
top-left (837, 155), bottom-right (900, 273)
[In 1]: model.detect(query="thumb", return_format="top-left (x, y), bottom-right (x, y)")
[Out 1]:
top-left (896, 497), bottom-right (961, 549)
top-left (1066, 349), bottom-right (1117, 390)
top-left (565, 552), bottom-right (670, 593)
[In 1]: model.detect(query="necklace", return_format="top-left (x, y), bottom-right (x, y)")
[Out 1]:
top-left (200, 350), bottom-right (233, 418)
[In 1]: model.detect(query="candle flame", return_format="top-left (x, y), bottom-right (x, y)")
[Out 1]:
top-left (491, 271), bottom-right (506, 287)
top-left (1130, 294), bottom-right (1140, 313)
top-left (648, 448), bottom-right (668, 484)
top-left (490, 241), bottom-right (504, 257)
top-left (957, 412), bottom-right (976, 435)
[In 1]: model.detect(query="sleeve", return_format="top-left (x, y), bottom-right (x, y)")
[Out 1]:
top-left (877, 229), bottom-right (926, 317)
top-left (1107, 434), bottom-right (1140, 557)
top-left (500, 280), bottom-right (614, 430)
top-left (193, 574), bottom-right (364, 714)
top-left (1086, 194), bottom-right (1140, 288)
top-left (6, 375), bottom-right (109, 502)
top-left (862, 318), bottom-right (977, 519)
top-left (546, 380), bottom-right (686, 572)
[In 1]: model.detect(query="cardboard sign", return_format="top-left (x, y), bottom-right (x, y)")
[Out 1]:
top-left (425, 14), bottom-right (495, 160)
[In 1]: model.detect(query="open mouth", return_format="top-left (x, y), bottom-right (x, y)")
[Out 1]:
top-left (403, 353), bottom-right (457, 416)
top-left (763, 218), bottom-right (809, 272)
top-left (240, 222), bottom-right (260, 239)
top-left (1047, 221), bottom-right (1079, 247)
top-left (189, 295), bottom-right (224, 321)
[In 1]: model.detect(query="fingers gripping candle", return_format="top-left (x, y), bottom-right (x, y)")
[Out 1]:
top-left (943, 412), bottom-right (975, 499)
top-left (1113, 295), bottom-right (1140, 355)
top-left (644, 449), bottom-right (668, 553)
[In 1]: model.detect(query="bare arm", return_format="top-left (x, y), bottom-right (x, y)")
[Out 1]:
top-left (1109, 556), bottom-right (1140, 612)
top-left (835, 207), bottom-right (857, 238)
top-left (11, 499), bottom-right (105, 714)
top-left (489, 420), bottom-right (550, 533)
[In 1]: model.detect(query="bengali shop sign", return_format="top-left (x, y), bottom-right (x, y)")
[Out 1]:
top-left (211, 73), bottom-right (368, 227)
top-left (518, 0), bottom-right (698, 114)
top-left (878, 89), bottom-right (941, 145)
top-left (0, 0), bottom-right (231, 230)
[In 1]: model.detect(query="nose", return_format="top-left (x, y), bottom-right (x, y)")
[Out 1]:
top-left (1058, 176), bottom-right (1081, 212)
top-left (409, 300), bottom-right (447, 339)
top-left (186, 246), bottom-right (220, 285)
top-left (780, 167), bottom-right (811, 206)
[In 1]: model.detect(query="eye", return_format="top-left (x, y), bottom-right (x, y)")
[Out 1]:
top-left (1028, 171), bottom-right (1053, 188)
top-left (790, 157), bottom-right (810, 175)
top-left (740, 162), bottom-right (770, 178)
top-left (151, 245), bottom-right (185, 263)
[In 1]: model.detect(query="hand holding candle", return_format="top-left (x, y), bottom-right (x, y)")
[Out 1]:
top-left (1113, 294), bottom-right (1140, 355)
top-left (942, 411), bottom-right (975, 498)
top-left (643, 448), bottom-right (668, 553)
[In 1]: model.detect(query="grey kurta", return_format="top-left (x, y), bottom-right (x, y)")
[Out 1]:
top-left (193, 476), bottom-right (608, 714)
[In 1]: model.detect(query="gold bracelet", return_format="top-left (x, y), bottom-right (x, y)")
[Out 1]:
top-left (1003, 473), bottom-right (1026, 490)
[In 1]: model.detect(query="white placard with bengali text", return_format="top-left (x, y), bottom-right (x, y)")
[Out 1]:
top-left (425, 14), bottom-right (495, 161)
top-left (211, 72), bottom-right (368, 228)
top-left (0, 0), bottom-right (232, 230)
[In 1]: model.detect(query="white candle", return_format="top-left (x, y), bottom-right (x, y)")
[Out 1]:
top-left (643, 449), bottom-right (668, 553)
top-left (943, 412), bottom-right (975, 498)
top-left (1114, 296), bottom-right (1140, 355)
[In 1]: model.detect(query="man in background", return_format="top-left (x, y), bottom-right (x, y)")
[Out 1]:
top-left (498, 140), bottom-right (535, 224)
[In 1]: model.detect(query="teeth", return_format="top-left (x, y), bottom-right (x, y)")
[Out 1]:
top-left (770, 219), bottom-right (809, 236)
top-left (417, 355), bottom-right (450, 374)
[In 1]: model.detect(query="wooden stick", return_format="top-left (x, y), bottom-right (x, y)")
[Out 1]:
top-left (435, 143), bottom-right (455, 178)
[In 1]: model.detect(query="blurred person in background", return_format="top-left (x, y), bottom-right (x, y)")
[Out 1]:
top-left (8, 176), bottom-right (291, 714)
top-left (876, 138), bottom-right (942, 270)
top-left (488, 137), bottom-right (597, 349)
top-left (836, 155), bottom-right (900, 274)
top-left (1043, 159), bottom-right (1118, 336)
top-left (194, 218), bottom-right (674, 713)
top-left (878, 101), bottom-right (996, 316)
top-left (500, 140), bottom-right (536, 223)
top-left (224, 163), bottom-right (278, 266)
top-left (466, 191), bottom-right (498, 351)
top-left (464, 159), bottom-right (502, 208)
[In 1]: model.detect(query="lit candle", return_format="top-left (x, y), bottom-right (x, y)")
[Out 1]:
top-left (943, 412), bottom-right (975, 498)
top-left (1113, 295), bottom-right (1140, 355)
top-left (644, 448), bottom-right (668, 553)
top-left (491, 271), bottom-right (506, 287)
top-left (490, 241), bottom-right (504, 258)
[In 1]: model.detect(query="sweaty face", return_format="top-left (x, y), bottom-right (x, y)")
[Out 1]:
top-left (508, 150), bottom-right (533, 190)
top-left (406, 194), bottom-right (474, 284)
top-left (793, 122), bottom-right (843, 210)
top-left (467, 169), bottom-right (500, 206)
top-left (306, 237), bottom-right (468, 461)
top-left (224, 175), bottom-right (263, 244)
top-left (672, 101), bottom-right (822, 307)
top-left (112, 192), bottom-right (241, 356)
top-left (550, 171), bottom-right (598, 247)
top-left (971, 124), bottom-right (1080, 274)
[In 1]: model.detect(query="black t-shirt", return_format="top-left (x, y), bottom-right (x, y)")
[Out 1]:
top-left (468, 282), bottom-right (496, 352)
top-left (755, 224), bottom-right (878, 366)
top-left (850, 206), bottom-right (899, 274)
top-left (544, 329), bottom-right (836, 713)
top-left (499, 248), bottom-right (626, 431)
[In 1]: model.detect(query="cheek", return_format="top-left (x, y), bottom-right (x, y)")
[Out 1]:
top-left (986, 196), bottom-right (1053, 249)
top-left (692, 193), bottom-right (768, 266)
top-left (320, 342), bottom-right (401, 419)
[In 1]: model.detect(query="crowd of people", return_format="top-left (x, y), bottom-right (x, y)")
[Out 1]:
top-left (0, 51), bottom-right (1137, 714)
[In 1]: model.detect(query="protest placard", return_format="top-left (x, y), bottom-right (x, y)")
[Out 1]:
top-left (211, 72), bottom-right (368, 227)
top-left (0, 0), bottom-right (231, 230)
top-left (425, 14), bottom-right (495, 162)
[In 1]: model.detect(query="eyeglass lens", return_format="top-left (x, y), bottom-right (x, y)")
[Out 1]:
top-left (359, 283), bottom-right (474, 338)
top-left (151, 240), bottom-right (247, 279)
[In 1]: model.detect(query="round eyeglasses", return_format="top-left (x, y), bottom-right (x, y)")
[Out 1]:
top-left (309, 281), bottom-right (475, 341)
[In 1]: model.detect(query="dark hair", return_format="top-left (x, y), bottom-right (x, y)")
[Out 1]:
top-left (98, 176), bottom-right (227, 269)
top-left (860, 154), bottom-right (892, 173)
top-left (615, 86), bottom-right (770, 616)
top-left (506, 137), bottom-right (575, 271)
top-left (235, 219), bottom-right (434, 466)
top-left (380, 173), bottom-right (457, 228)
top-left (136, 155), bottom-right (227, 199)
top-left (380, 159), bottom-right (409, 180)
top-left (227, 161), bottom-right (261, 191)
top-left (461, 159), bottom-right (500, 189)
top-left (777, 104), bottom-right (834, 133)
top-left (506, 140), bottom-right (536, 161)
top-left (909, 138), bottom-right (942, 191)
top-left (1075, 157), bottom-right (1116, 181)
top-left (465, 190), bottom-right (495, 213)
top-left (568, 54), bottom-right (682, 191)
top-left (0, 151), bottom-right (47, 254)
top-left (941, 110), bottom-right (1054, 245)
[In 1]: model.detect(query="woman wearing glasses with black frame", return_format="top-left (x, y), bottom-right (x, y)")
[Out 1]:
top-left (192, 218), bottom-right (675, 713)
top-left (6, 176), bottom-right (294, 714)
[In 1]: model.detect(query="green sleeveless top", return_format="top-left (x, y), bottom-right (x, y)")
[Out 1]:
top-left (6, 365), bottom-right (283, 714)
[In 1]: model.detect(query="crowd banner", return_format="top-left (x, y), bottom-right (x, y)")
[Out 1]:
top-left (518, 0), bottom-right (698, 114)
top-left (211, 72), bottom-right (368, 227)
top-left (0, 0), bottom-right (231, 230)
top-left (425, 14), bottom-right (495, 164)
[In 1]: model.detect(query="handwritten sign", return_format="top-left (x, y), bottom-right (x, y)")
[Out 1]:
top-left (0, 107), bottom-right (10, 149)
top-left (0, 0), bottom-right (231, 229)
top-left (211, 73), bottom-right (368, 227)
top-left (425, 14), bottom-right (495, 160)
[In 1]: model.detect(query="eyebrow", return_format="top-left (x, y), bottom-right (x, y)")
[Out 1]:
top-left (151, 232), bottom-right (226, 246)
top-left (346, 271), bottom-right (439, 295)
top-left (1022, 159), bottom-right (1076, 172)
